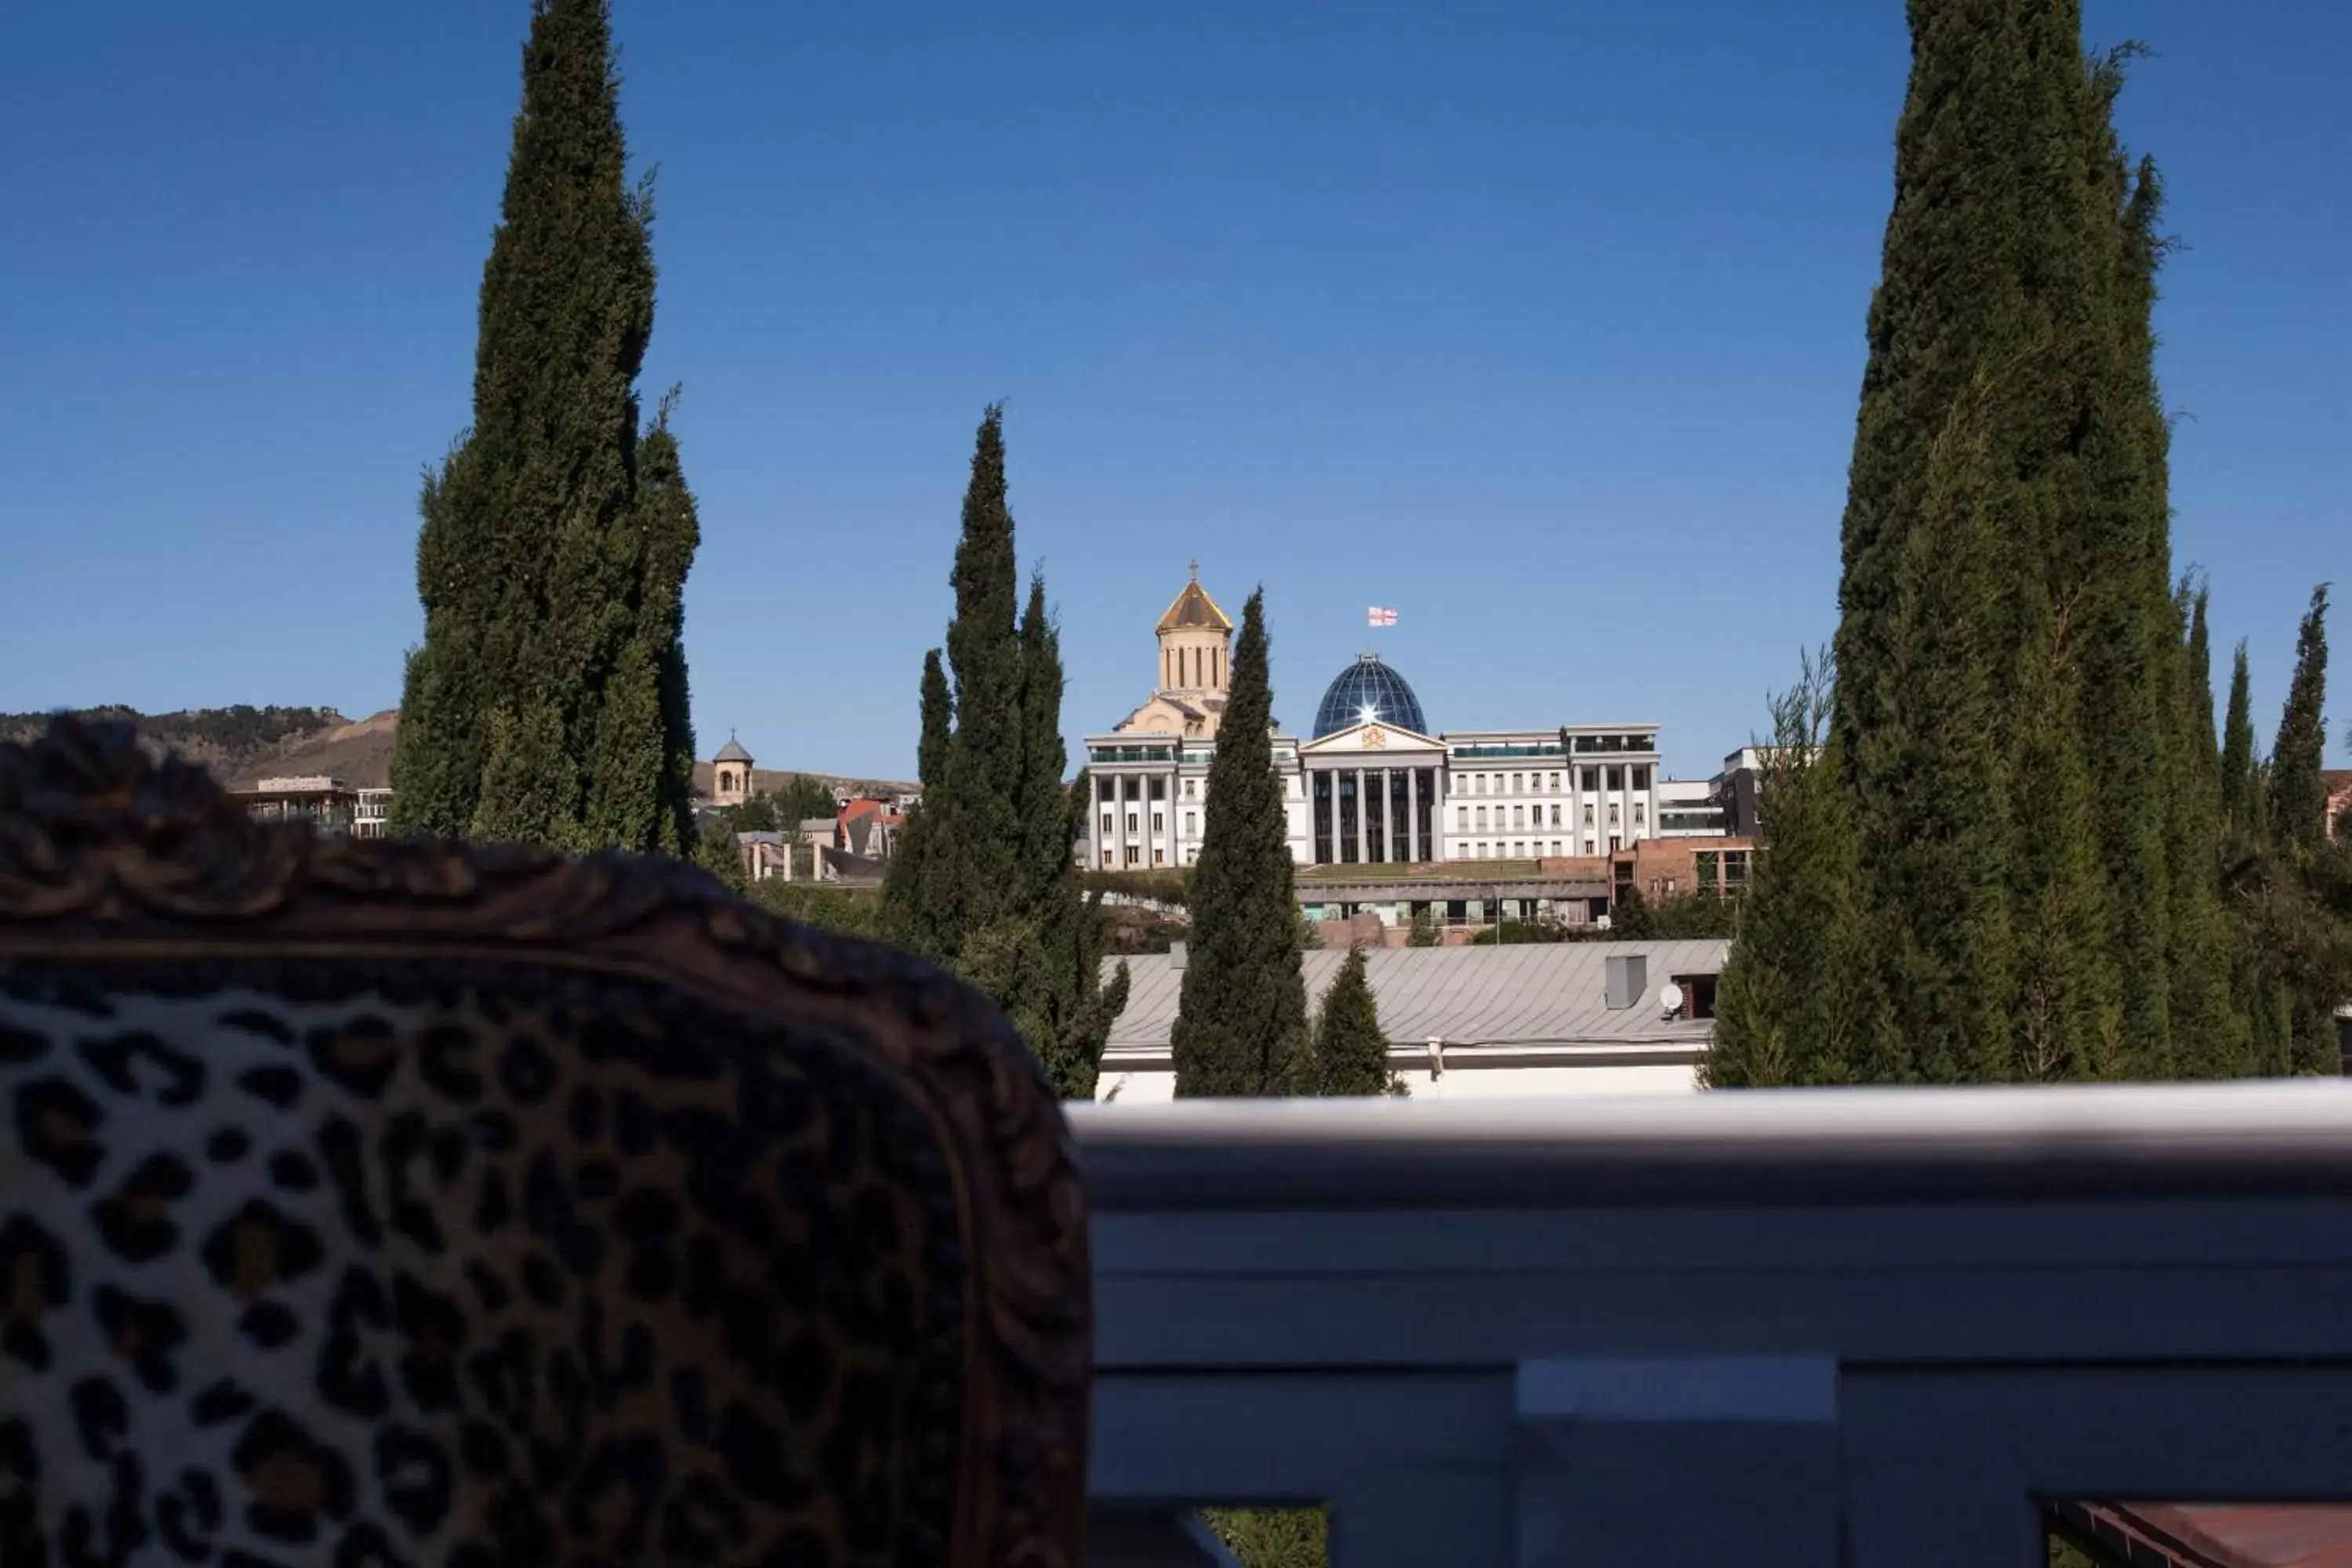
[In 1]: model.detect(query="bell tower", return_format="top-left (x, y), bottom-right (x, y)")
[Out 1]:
top-left (1155, 560), bottom-right (1233, 701)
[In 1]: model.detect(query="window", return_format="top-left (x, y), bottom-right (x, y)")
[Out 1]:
top-left (1184, 779), bottom-right (1196, 798)
top-left (1609, 805), bottom-right (1621, 825)
top-left (1100, 813), bottom-right (1113, 834)
top-left (1475, 774), bottom-right (1486, 794)
top-left (1127, 813), bottom-right (1138, 833)
top-left (1476, 842), bottom-right (1487, 858)
top-left (1552, 840), bottom-right (1564, 856)
top-left (1098, 778), bottom-right (1116, 801)
top-left (1149, 777), bottom-right (1166, 800)
top-left (1476, 806), bottom-right (1489, 830)
top-left (1632, 764), bottom-right (1651, 790)
top-left (1185, 812), bottom-right (1198, 835)
top-left (1581, 768), bottom-right (1599, 791)
top-left (1126, 846), bottom-right (1141, 866)
top-left (1512, 806), bottom-right (1525, 829)
top-left (1512, 773), bottom-right (1523, 794)
top-left (1457, 806), bottom-right (1468, 832)
top-left (1584, 833), bottom-right (1597, 851)
top-left (1549, 804), bottom-right (1563, 826)
top-left (1583, 804), bottom-right (1595, 826)
top-left (1609, 834), bottom-right (1621, 851)
top-left (1550, 772), bottom-right (1562, 793)
top-left (1102, 851), bottom-right (1114, 867)
top-left (1606, 766), bottom-right (1624, 791)
top-left (1634, 803), bottom-right (1646, 825)
top-left (1153, 849), bottom-right (1166, 866)
top-left (1152, 812), bottom-right (1164, 832)
top-left (1513, 842), bottom-right (1526, 857)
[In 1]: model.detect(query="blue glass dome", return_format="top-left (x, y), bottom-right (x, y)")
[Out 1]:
top-left (1312, 654), bottom-right (1428, 738)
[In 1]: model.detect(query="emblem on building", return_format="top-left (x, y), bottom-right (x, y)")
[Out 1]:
top-left (1363, 725), bottom-right (1387, 750)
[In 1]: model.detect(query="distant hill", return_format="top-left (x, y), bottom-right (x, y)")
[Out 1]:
top-left (2, 706), bottom-right (911, 798)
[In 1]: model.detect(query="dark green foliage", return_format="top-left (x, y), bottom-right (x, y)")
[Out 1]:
top-left (748, 880), bottom-right (889, 942)
top-left (1617, 885), bottom-right (1739, 941)
top-left (1754, 5), bottom-right (2231, 1085)
top-left (688, 815), bottom-right (748, 894)
top-left (2270, 586), bottom-right (2333, 854)
top-left (881, 649), bottom-right (953, 960)
top-left (2269, 587), bottom-right (2342, 1074)
top-left (1709, 654), bottom-right (1898, 1087)
top-left (1208, 1509), bottom-right (1327, 1568)
top-left (390, 0), bottom-right (695, 852)
top-left (1291, 946), bottom-right (1400, 1097)
top-left (2220, 641), bottom-right (2259, 831)
top-left (1610, 882), bottom-right (1654, 938)
top-left (1172, 590), bottom-right (1308, 1096)
top-left (1406, 908), bottom-right (1441, 947)
top-left (884, 412), bottom-right (1126, 1098)
top-left (2165, 586), bottom-right (2248, 1076)
top-left (925, 406), bottom-right (1025, 956)
top-left (770, 775), bottom-right (844, 827)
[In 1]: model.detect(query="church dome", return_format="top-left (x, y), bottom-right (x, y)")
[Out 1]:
top-left (1312, 653), bottom-right (1428, 739)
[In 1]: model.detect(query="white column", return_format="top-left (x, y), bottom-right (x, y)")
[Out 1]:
top-left (1407, 767), bottom-right (1421, 863)
top-left (1355, 768), bottom-right (1369, 863)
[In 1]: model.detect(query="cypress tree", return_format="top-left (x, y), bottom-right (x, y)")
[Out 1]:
top-left (2073, 64), bottom-right (2182, 1079)
top-left (927, 407), bottom-right (1025, 957)
top-left (1709, 652), bottom-right (1898, 1088)
top-left (2166, 586), bottom-right (2245, 1075)
top-left (1292, 945), bottom-right (1400, 1097)
top-left (2270, 586), bottom-right (2333, 854)
top-left (2221, 641), bottom-right (2259, 832)
top-left (883, 648), bottom-right (953, 962)
top-left (1171, 590), bottom-right (1308, 1096)
top-left (390, 0), bottom-right (694, 851)
top-left (2270, 586), bottom-right (2339, 1073)
top-left (1792, 2), bottom-right (2223, 1083)
top-left (580, 394), bottom-right (700, 855)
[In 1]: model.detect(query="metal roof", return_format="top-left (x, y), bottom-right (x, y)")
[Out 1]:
top-left (1103, 938), bottom-right (1729, 1053)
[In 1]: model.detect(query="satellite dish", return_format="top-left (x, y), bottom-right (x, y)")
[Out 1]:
top-left (1659, 982), bottom-right (1686, 1017)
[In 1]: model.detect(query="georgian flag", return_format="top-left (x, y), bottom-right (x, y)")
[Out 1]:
top-left (1367, 606), bottom-right (1399, 627)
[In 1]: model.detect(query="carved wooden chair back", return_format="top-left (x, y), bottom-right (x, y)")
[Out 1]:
top-left (0, 719), bottom-right (1090, 1567)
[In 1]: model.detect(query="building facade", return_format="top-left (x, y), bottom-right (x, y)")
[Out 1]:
top-left (1081, 572), bottom-right (1666, 875)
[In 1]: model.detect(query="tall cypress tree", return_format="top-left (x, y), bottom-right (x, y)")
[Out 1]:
top-left (2270, 586), bottom-right (2339, 1073)
top-left (1293, 945), bottom-right (1400, 1097)
top-left (2271, 586), bottom-right (2333, 853)
top-left (1709, 652), bottom-right (1897, 1087)
top-left (1784, 1), bottom-right (2223, 1084)
top-left (2221, 641), bottom-right (2259, 832)
top-left (883, 649), bottom-right (953, 961)
top-left (927, 407), bottom-right (1025, 957)
top-left (1172, 590), bottom-right (1308, 1097)
top-left (390, 0), bottom-right (694, 851)
top-left (2167, 586), bottom-right (2246, 1076)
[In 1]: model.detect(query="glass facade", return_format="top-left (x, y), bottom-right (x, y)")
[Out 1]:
top-left (1311, 655), bottom-right (1428, 739)
top-left (1309, 766), bottom-right (1438, 863)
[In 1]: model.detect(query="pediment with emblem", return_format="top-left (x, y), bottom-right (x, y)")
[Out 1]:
top-left (1298, 720), bottom-right (1443, 757)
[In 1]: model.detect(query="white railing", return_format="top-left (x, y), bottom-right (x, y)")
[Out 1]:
top-left (1071, 1083), bottom-right (2352, 1567)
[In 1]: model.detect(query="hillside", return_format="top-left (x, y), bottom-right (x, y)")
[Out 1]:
top-left (1, 706), bottom-right (911, 797)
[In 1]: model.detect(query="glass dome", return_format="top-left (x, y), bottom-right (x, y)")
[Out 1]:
top-left (1312, 654), bottom-right (1428, 738)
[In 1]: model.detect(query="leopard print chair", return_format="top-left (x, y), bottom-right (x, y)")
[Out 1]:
top-left (0, 719), bottom-right (1091, 1568)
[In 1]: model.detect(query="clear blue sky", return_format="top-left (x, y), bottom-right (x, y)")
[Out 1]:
top-left (3, 2), bottom-right (2343, 782)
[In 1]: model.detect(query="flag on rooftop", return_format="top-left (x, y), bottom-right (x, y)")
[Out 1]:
top-left (1367, 606), bottom-right (1398, 627)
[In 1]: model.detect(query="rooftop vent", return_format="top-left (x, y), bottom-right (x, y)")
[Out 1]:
top-left (1605, 953), bottom-right (1648, 1011)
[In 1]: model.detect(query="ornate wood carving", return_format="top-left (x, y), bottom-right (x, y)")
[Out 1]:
top-left (0, 716), bottom-right (1092, 1568)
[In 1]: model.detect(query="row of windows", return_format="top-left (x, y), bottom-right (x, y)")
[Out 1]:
top-left (1454, 764), bottom-right (1652, 797)
top-left (1454, 837), bottom-right (1621, 858)
top-left (1102, 845), bottom-right (1199, 868)
top-left (1455, 800), bottom-right (1646, 833)
top-left (1101, 811), bottom-right (1202, 837)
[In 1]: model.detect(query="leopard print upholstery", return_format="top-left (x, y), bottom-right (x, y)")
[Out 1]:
top-left (0, 960), bottom-right (969, 1567)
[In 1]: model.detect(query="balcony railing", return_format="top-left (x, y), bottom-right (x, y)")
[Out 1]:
top-left (1072, 1083), bottom-right (2352, 1566)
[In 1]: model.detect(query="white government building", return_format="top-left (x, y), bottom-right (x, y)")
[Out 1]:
top-left (1083, 570), bottom-right (1667, 873)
